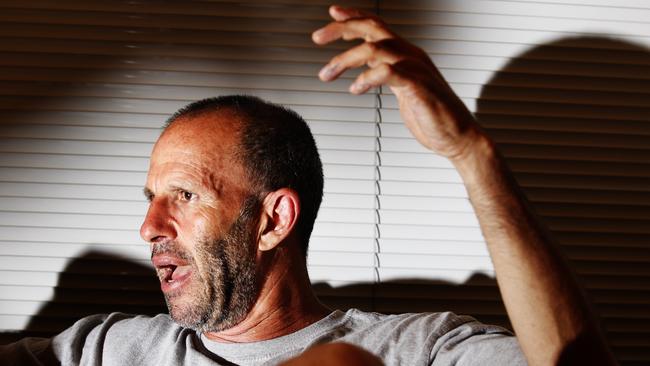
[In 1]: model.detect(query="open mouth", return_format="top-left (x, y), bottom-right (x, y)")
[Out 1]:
top-left (158, 264), bottom-right (176, 283)
top-left (159, 264), bottom-right (192, 282)
top-left (152, 255), bottom-right (193, 293)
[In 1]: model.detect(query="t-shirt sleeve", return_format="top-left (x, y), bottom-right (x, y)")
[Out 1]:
top-left (430, 319), bottom-right (527, 366)
top-left (0, 313), bottom-right (134, 366)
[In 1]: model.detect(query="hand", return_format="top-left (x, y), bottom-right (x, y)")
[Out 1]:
top-left (312, 5), bottom-right (484, 162)
top-left (280, 343), bottom-right (383, 366)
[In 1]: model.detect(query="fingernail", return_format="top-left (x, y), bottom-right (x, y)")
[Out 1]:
top-left (312, 28), bottom-right (325, 41)
top-left (350, 82), bottom-right (368, 93)
top-left (319, 64), bottom-right (338, 80)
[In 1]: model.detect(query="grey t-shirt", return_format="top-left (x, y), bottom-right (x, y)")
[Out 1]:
top-left (1, 309), bottom-right (526, 365)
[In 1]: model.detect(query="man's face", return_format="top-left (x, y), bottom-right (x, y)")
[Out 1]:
top-left (140, 111), bottom-right (261, 332)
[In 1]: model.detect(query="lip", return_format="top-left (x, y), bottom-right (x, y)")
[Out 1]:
top-left (152, 254), bottom-right (192, 294)
top-left (152, 254), bottom-right (189, 268)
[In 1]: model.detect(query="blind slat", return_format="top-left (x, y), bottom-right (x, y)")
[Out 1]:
top-left (1, 2), bottom-right (648, 364)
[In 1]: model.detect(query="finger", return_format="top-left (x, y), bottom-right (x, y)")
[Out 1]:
top-left (318, 41), bottom-right (402, 81)
top-left (312, 17), bottom-right (392, 45)
top-left (328, 5), bottom-right (367, 22)
top-left (349, 59), bottom-right (434, 94)
top-left (348, 63), bottom-right (400, 94)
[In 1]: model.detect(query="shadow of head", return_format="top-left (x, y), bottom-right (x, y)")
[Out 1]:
top-left (0, 250), bottom-right (166, 343)
top-left (476, 36), bottom-right (650, 364)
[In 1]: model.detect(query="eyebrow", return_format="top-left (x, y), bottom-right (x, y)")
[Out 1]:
top-left (143, 187), bottom-right (154, 201)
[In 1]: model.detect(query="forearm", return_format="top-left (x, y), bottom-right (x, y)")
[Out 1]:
top-left (451, 128), bottom-right (615, 366)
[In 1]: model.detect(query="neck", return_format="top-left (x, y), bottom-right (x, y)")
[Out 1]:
top-left (203, 246), bottom-right (330, 343)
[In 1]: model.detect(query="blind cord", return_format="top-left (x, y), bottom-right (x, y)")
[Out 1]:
top-left (371, 0), bottom-right (382, 312)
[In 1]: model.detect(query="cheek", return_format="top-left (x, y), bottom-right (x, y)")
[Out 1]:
top-left (171, 206), bottom-right (212, 247)
top-left (185, 207), bottom-right (228, 243)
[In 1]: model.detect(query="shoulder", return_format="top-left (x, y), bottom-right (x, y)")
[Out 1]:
top-left (55, 312), bottom-right (181, 343)
top-left (1, 313), bottom-right (185, 366)
top-left (52, 313), bottom-right (193, 364)
top-left (337, 309), bottom-right (523, 365)
top-left (342, 308), bottom-right (486, 337)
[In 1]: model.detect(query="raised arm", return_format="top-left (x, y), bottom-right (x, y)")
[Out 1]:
top-left (312, 5), bottom-right (616, 366)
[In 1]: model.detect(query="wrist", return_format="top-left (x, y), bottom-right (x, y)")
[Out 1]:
top-left (450, 131), bottom-right (517, 212)
top-left (448, 128), bottom-right (497, 178)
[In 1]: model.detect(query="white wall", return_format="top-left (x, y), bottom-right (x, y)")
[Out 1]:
top-left (0, 0), bottom-right (648, 363)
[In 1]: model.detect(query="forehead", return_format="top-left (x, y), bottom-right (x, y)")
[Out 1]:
top-left (156, 109), bottom-right (242, 158)
top-left (149, 109), bottom-right (248, 187)
top-left (152, 108), bottom-right (247, 167)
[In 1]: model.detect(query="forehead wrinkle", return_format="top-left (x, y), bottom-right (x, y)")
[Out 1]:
top-left (207, 169), bottom-right (225, 199)
top-left (154, 108), bottom-right (254, 198)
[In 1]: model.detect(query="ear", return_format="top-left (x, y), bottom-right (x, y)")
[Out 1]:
top-left (258, 188), bottom-right (301, 251)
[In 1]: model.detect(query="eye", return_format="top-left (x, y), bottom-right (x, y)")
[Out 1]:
top-left (179, 190), bottom-right (194, 201)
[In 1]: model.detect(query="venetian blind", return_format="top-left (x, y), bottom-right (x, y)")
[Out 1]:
top-left (373, 1), bottom-right (650, 365)
top-left (0, 1), bottom-right (648, 365)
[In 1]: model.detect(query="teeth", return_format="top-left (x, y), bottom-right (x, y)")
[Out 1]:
top-left (157, 266), bottom-right (175, 282)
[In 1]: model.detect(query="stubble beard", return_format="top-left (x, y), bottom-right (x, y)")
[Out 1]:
top-left (156, 196), bottom-right (261, 333)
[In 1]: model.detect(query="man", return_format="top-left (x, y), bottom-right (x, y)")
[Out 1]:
top-left (1, 5), bottom-right (615, 366)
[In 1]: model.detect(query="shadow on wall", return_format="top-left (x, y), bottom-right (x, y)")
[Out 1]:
top-left (314, 274), bottom-right (506, 325)
top-left (474, 36), bottom-right (650, 365)
top-left (0, 251), bottom-right (166, 344)
top-left (1, 12), bottom-right (648, 366)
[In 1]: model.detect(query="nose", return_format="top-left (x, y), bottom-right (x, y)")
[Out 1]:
top-left (140, 197), bottom-right (177, 244)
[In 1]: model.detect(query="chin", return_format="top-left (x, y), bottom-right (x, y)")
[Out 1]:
top-left (168, 292), bottom-right (255, 334)
top-left (165, 285), bottom-right (214, 331)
